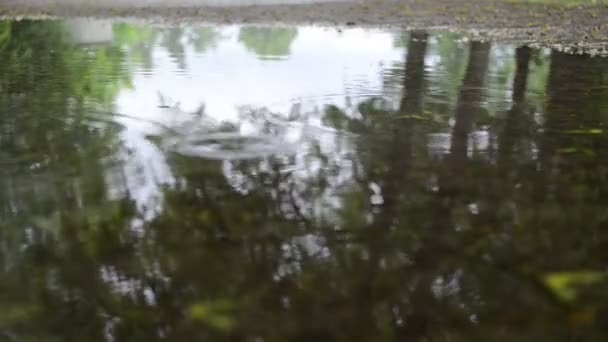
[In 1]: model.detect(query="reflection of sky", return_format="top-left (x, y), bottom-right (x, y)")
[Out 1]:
top-left (101, 23), bottom-right (527, 220)
top-left (112, 24), bottom-right (404, 217)
top-left (116, 26), bottom-right (403, 124)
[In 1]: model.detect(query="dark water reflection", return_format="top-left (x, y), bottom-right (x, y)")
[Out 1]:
top-left (1, 18), bottom-right (608, 341)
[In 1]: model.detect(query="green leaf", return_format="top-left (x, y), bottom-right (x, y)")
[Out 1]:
top-left (543, 271), bottom-right (604, 302)
top-left (562, 128), bottom-right (604, 135)
top-left (189, 300), bottom-right (236, 331)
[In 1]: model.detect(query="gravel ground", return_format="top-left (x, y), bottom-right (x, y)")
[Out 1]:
top-left (0, 0), bottom-right (607, 55)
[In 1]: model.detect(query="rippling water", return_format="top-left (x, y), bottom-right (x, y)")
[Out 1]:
top-left (1, 18), bottom-right (608, 341)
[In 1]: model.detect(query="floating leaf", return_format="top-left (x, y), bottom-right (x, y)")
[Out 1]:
top-left (189, 300), bottom-right (235, 331)
top-left (558, 147), bottom-right (577, 153)
top-left (562, 128), bottom-right (604, 135)
top-left (393, 112), bottom-right (442, 123)
top-left (543, 271), bottom-right (604, 302)
top-left (394, 114), bottom-right (428, 120)
top-left (557, 147), bottom-right (596, 157)
top-left (568, 308), bottom-right (595, 327)
top-left (198, 210), bottom-right (211, 223)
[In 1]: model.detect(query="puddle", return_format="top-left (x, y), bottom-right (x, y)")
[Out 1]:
top-left (1, 18), bottom-right (608, 340)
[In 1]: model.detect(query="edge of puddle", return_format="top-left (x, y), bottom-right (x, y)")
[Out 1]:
top-left (0, 0), bottom-right (607, 56)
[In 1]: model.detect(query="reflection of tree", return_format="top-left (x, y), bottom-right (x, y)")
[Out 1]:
top-left (160, 28), bottom-right (187, 70)
top-left (114, 24), bottom-right (222, 71)
top-left (449, 41), bottom-right (491, 165)
top-left (497, 47), bottom-right (533, 169)
top-left (427, 33), bottom-right (470, 118)
top-left (535, 51), bottom-right (608, 271)
top-left (370, 31), bottom-right (430, 340)
top-left (0, 20), bottom-right (136, 339)
top-left (113, 23), bottom-right (158, 70)
top-left (141, 25), bottom-right (218, 70)
top-left (238, 27), bottom-right (298, 60)
top-left (188, 27), bottom-right (221, 53)
top-left (0, 20), bottom-right (130, 176)
top-left (543, 51), bottom-right (608, 163)
top-left (2, 23), bottom-right (608, 341)
top-left (136, 37), bottom-right (607, 341)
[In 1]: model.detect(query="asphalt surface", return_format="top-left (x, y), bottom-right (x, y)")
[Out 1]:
top-left (0, 0), bottom-right (607, 55)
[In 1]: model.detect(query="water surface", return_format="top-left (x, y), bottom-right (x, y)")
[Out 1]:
top-left (1, 19), bottom-right (608, 341)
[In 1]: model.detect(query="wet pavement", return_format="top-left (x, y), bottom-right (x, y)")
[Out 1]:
top-left (1, 0), bottom-right (608, 55)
